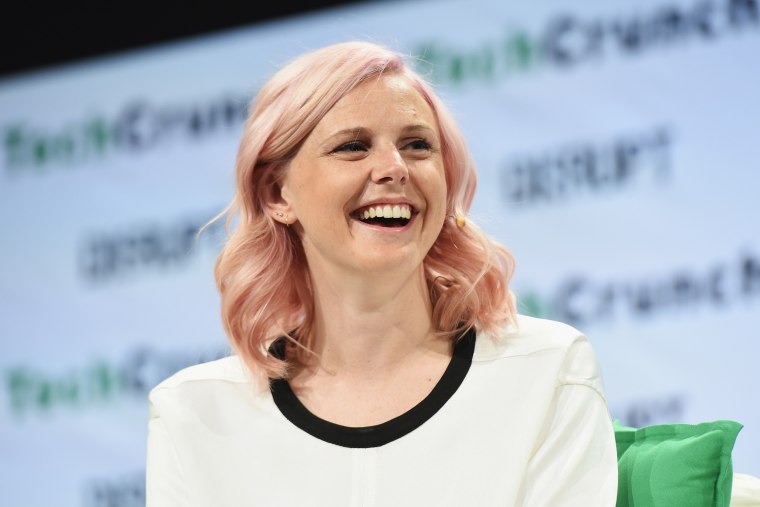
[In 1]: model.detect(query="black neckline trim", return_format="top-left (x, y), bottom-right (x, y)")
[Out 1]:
top-left (269, 328), bottom-right (476, 448)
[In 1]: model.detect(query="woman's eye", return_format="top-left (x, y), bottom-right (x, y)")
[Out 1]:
top-left (333, 141), bottom-right (367, 153)
top-left (405, 139), bottom-right (432, 151)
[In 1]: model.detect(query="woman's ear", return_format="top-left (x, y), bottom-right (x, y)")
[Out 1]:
top-left (262, 168), bottom-right (296, 225)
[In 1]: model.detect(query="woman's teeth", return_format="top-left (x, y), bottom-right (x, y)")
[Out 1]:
top-left (355, 204), bottom-right (413, 227)
top-left (361, 205), bottom-right (412, 220)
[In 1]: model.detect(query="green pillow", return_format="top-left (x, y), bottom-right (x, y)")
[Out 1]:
top-left (613, 419), bottom-right (742, 507)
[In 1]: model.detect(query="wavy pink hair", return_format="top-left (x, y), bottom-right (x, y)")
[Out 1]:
top-left (214, 41), bottom-right (516, 381)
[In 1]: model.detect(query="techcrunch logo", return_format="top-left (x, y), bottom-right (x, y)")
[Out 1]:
top-left (2, 93), bottom-right (247, 173)
top-left (5, 1), bottom-right (756, 176)
top-left (518, 250), bottom-right (760, 327)
top-left (4, 346), bottom-right (226, 418)
top-left (415, 0), bottom-right (758, 86)
top-left (501, 126), bottom-right (671, 208)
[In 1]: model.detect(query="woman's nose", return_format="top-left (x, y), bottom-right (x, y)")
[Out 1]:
top-left (370, 146), bottom-right (408, 185)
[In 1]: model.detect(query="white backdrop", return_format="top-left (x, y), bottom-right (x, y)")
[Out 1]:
top-left (1, 0), bottom-right (758, 505)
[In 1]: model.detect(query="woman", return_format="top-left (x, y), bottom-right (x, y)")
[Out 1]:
top-left (147, 41), bottom-right (617, 506)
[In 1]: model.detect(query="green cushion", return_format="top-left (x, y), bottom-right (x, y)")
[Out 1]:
top-left (613, 419), bottom-right (742, 507)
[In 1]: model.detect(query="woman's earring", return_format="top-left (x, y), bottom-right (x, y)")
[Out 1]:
top-left (274, 211), bottom-right (291, 226)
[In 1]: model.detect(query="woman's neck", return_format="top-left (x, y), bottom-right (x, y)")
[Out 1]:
top-left (288, 266), bottom-right (454, 427)
top-left (304, 266), bottom-right (446, 376)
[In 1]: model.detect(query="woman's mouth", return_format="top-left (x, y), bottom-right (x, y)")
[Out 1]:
top-left (351, 203), bottom-right (415, 228)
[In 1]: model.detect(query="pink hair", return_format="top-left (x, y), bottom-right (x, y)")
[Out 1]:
top-left (213, 41), bottom-right (516, 382)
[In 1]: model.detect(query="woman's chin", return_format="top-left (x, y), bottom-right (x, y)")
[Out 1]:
top-left (345, 247), bottom-right (425, 276)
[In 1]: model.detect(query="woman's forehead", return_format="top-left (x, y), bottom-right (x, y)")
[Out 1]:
top-left (313, 75), bottom-right (438, 135)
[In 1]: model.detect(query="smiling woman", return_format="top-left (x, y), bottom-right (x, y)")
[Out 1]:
top-left (278, 74), bottom-right (448, 303)
top-left (146, 41), bottom-right (618, 506)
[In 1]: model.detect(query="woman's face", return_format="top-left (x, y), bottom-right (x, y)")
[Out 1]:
top-left (279, 74), bottom-right (447, 280)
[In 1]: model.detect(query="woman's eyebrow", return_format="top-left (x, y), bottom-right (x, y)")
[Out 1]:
top-left (401, 124), bottom-right (436, 134)
top-left (321, 124), bottom-right (437, 147)
top-left (326, 124), bottom-right (435, 137)
top-left (324, 127), bottom-right (367, 140)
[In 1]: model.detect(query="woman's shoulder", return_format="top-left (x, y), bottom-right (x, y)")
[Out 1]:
top-left (152, 355), bottom-right (248, 390)
top-left (474, 314), bottom-right (588, 360)
top-left (147, 355), bottom-right (276, 446)
top-left (148, 355), bottom-right (265, 409)
top-left (475, 314), bottom-right (605, 393)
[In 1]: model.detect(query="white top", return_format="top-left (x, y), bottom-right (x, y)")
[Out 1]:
top-left (146, 315), bottom-right (618, 506)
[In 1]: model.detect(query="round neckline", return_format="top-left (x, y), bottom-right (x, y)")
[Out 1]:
top-left (269, 328), bottom-right (476, 448)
